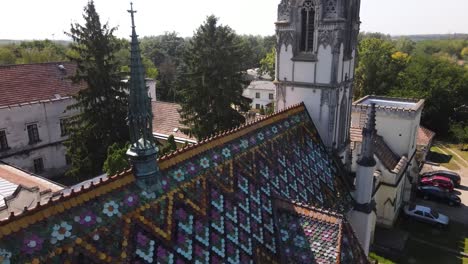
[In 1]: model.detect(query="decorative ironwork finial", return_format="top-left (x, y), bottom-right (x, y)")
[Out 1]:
top-left (128, 2), bottom-right (137, 29)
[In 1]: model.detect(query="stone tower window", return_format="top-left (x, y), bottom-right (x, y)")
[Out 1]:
top-left (300, 1), bottom-right (315, 52)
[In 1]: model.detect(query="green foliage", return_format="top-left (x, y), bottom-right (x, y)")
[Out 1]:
top-left (179, 15), bottom-right (252, 140)
top-left (354, 37), bottom-right (404, 98)
top-left (461, 47), bottom-right (468, 59)
top-left (450, 123), bottom-right (468, 144)
top-left (369, 252), bottom-right (395, 264)
top-left (394, 37), bottom-right (416, 54)
top-left (355, 34), bottom-right (468, 137)
top-left (237, 35), bottom-right (275, 70)
top-left (0, 40), bottom-right (69, 65)
top-left (64, 1), bottom-right (129, 179)
top-left (140, 32), bottom-right (186, 102)
top-left (413, 39), bottom-right (468, 60)
top-left (0, 47), bottom-right (16, 64)
top-left (102, 143), bottom-right (130, 175)
top-left (259, 105), bottom-right (265, 115)
top-left (159, 135), bottom-right (178, 156)
top-left (259, 48), bottom-right (276, 79)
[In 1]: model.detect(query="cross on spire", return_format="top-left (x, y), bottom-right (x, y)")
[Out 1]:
top-left (128, 2), bottom-right (137, 28)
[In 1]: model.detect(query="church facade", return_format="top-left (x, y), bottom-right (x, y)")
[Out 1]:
top-left (275, 0), bottom-right (361, 166)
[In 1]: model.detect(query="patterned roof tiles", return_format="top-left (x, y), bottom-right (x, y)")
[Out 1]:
top-left (0, 104), bottom-right (366, 263)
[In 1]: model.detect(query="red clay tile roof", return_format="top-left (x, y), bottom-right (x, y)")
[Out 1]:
top-left (0, 162), bottom-right (64, 193)
top-left (0, 62), bottom-right (83, 107)
top-left (417, 126), bottom-right (436, 147)
top-left (350, 127), bottom-right (401, 171)
top-left (151, 101), bottom-right (196, 142)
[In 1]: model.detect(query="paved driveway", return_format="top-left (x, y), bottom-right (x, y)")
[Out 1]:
top-left (417, 164), bottom-right (468, 224)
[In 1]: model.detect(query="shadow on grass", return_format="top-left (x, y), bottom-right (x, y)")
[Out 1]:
top-left (395, 216), bottom-right (467, 264)
top-left (427, 151), bottom-right (453, 164)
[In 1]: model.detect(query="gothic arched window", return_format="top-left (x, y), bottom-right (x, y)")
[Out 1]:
top-left (300, 1), bottom-right (315, 52)
top-left (338, 94), bottom-right (348, 146)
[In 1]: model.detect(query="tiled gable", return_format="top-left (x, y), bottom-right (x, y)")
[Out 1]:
top-left (0, 104), bottom-right (365, 263)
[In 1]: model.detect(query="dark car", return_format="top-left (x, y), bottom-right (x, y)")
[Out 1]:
top-left (421, 170), bottom-right (461, 187)
top-left (416, 186), bottom-right (461, 206)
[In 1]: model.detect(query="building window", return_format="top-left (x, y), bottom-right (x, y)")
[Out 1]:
top-left (255, 92), bottom-right (260, 99)
top-left (60, 118), bottom-right (69, 136)
top-left (33, 158), bottom-right (44, 174)
top-left (0, 130), bottom-right (8, 151)
top-left (269, 93), bottom-right (274, 100)
top-left (256, 104), bottom-right (260, 109)
top-left (27, 124), bottom-right (40, 144)
top-left (300, 1), bottom-right (315, 52)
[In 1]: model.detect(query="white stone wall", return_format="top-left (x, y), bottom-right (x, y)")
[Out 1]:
top-left (0, 98), bottom-right (77, 177)
top-left (242, 88), bottom-right (275, 110)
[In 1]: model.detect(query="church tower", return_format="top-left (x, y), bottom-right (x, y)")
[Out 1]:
top-left (126, 3), bottom-right (161, 191)
top-left (275, 0), bottom-right (361, 164)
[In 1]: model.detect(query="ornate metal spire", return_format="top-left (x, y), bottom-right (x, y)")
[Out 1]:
top-left (126, 3), bottom-right (160, 189)
top-left (358, 103), bottom-right (377, 167)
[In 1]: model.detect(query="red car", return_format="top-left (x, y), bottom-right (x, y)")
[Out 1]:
top-left (420, 176), bottom-right (454, 191)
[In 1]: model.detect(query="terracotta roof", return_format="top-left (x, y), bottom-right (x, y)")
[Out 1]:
top-left (0, 62), bottom-right (83, 107)
top-left (0, 163), bottom-right (64, 193)
top-left (350, 127), bottom-right (402, 172)
top-left (417, 126), bottom-right (436, 147)
top-left (151, 101), bottom-right (196, 142)
top-left (0, 104), bottom-right (366, 263)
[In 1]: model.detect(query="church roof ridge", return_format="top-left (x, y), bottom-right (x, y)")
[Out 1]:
top-left (158, 102), bottom-right (306, 170)
top-left (0, 170), bottom-right (134, 232)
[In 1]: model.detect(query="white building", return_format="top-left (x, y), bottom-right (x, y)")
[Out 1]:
top-left (275, 0), bottom-right (361, 166)
top-left (350, 96), bottom-right (425, 228)
top-left (0, 161), bottom-right (64, 219)
top-left (0, 62), bottom-right (82, 178)
top-left (243, 69), bottom-right (276, 110)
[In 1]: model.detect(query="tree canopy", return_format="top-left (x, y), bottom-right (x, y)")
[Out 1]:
top-left (355, 33), bottom-right (468, 139)
top-left (64, 0), bottom-right (129, 179)
top-left (178, 15), bottom-right (251, 140)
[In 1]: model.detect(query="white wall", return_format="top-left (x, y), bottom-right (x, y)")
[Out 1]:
top-left (316, 45), bottom-right (332, 84)
top-left (294, 62), bottom-right (315, 83)
top-left (279, 44), bottom-right (293, 81)
top-left (243, 88), bottom-right (276, 109)
top-left (0, 98), bottom-right (77, 177)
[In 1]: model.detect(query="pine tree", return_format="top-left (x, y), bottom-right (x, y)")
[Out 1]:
top-left (64, 1), bottom-right (129, 179)
top-left (179, 16), bottom-right (251, 140)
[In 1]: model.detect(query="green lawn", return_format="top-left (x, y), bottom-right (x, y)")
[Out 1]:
top-left (394, 218), bottom-right (467, 264)
top-left (429, 146), bottom-right (461, 170)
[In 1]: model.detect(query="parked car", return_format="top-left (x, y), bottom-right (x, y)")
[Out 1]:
top-left (403, 204), bottom-right (449, 226)
top-left (421, 170), bottom-right (461, 187)
top-left (416, 185), bottom-right (461, 206)
top-left (420, 176), bottom-right (454, 191)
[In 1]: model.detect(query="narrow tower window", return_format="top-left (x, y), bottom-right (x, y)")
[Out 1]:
top-left (300, 1), bottom-right (315, 52)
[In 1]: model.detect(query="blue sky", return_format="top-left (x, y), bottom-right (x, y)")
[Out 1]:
top-left (1, 0), bottom-right (467, 40)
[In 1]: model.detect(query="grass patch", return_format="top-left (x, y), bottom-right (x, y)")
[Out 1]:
top-left (369, 252), bottom-right (395, 264)
top-left (428, 147), bottom-right (461, 170)
top-left (394, 218), bottom-right (467, 264)
top-left (447, 144), bottom-right (468, 163)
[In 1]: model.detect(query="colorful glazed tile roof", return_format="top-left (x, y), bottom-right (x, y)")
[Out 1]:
top-left (0, 104), bottom-right (366, 263)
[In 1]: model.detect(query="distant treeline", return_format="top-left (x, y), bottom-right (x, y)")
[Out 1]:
top-left (355, 32), bottom-right (468, 144)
